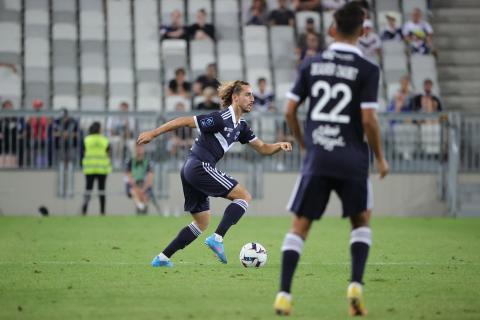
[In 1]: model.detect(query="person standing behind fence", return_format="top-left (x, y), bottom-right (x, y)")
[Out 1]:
top-left (81, 122), bottom-right (111, 215)
top-left (106, 101), bottom-right (135, 169)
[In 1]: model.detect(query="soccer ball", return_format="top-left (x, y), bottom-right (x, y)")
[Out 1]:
top-left (239, 242), bottom-right (267, 268)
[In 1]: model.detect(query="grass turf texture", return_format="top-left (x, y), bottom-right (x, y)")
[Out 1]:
top-left (0, 216), bottom-right (479, 320)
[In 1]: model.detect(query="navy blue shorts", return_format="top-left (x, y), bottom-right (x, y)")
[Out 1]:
top-left (287, 174), bottom-right (373, 219)
top-left (181, 157), bottom-right (238, 214)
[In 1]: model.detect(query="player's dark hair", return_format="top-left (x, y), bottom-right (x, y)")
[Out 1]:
top-left (218, 80), bottom-right (250, 107)
top-left (89, 121), bottom-right (101, 134)
top-left (334, 2), bottom-right (365, 38)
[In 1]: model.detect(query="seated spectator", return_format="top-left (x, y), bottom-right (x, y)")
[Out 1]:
top-left (296, 31), bottom-right (321, 65)
top-left (268, 0), bottom-right (295, 26)
top-left (246, 0), bottom-right (268, 25)
top-left (0, 100), bottom-right (25, 168)
top-left (187, 8), bottom-right (215, 41)
top-left (357, 19), bottom-right (381, 64)
top-left (297, 17), bottom-right (325, 51)
top-left (253, 78), bottom-right (275, 112)
top-left (381, 12), bottom-right (403, 41)
top-left (106, 101), bottom-right (135, 169)
top-left (125, 144), bottom-right (154, 214)
top-left (387, 76), bottom-right (413, 113)
top-left (196, 87), bottom-right (221, 111)
top-left (167, 68), bottom-right (191, 98)
top-left (193, 63), bottom-right (220, 96)
top-left (411, 79), bottom-right (442, 112)
top-left (291, 0), bottom-right (321, 12)
top-left (160, 10), bottom-right (187, 40)
top-left (402, 8), bottom-right (434, 54)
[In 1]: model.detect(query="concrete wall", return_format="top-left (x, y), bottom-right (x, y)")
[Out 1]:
top-left (0, 170), bottom-right (450, 216)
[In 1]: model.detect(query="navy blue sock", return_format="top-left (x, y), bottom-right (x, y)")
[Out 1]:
top-left (279, 233), bottom-right (304, 293)
top-left (350, 227), bottom-right (371, 284)
top-left (214, 199), bottom-right (248, 237)
top-left (162, 223), bottom-right (202, 258)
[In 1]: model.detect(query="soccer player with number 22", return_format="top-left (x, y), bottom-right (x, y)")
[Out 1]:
top-left (137, 80), bottom-right (292, 267)
top-left (274, 3), bottom-right (389, 317)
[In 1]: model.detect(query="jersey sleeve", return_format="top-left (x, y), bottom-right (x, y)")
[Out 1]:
top-left (286, 59), bottom-right (310, 103)
top-left (360, 65), bottom-right (380, 109)
top-left (239, 122), bottom-right (257, 144)
top-left (194, 111), bottom-right (224, 134)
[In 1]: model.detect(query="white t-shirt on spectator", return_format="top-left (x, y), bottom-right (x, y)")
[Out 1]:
top-left (358, 32), bottom-right (381, 63)
top-left (402, 20), bottom-right (433, 38)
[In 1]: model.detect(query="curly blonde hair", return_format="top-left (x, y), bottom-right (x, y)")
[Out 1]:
top-left (217, 80), bottom-right (250, 108)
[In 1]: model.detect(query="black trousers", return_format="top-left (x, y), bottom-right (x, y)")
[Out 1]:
top-left (82, 174), bottom-right (107, 215)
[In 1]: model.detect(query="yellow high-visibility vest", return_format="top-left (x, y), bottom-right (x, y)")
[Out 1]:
top-left (82, 134), bottom-right (112, 175)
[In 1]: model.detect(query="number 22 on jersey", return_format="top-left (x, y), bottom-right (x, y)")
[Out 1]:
top-left (310, 80), bottom-right (352, 124)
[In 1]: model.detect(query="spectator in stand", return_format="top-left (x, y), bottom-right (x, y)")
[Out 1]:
top-left (106, 101), bottom-right (135, 169)
top-left (403, 8), bottom-right (434, 55)
top-left (381, 12), bottom-right (403, 41)
top-left (357, 19), bottom-right (381, 64)
top-left (167, 68), bottom-right (191, 98)
top-left (296, 31), bottom-right (321, 65)
top-left (411, 79), bottom-right (442, 112)
top-left (246, 0), bottom-right (268, 25)
top-left (27, 99), bottom-right (51, 168)
top-left (0, 100), bottom-right (25, 168)
top-left (160, 10), bottom-right (187, 40)
top-left (51, 108), bottom-right (79, 166)
top-left (253, 77), bottom-right (276, 112)
top-left (387, 76), bottom-right (413, 113)
top-left (125, 144), bottom-right (154, 214)
top-left (193, 63), bottom-right (220, 96)
top-left (187, 8), bottom-right (215, 41)
top-left (268, 0), bottom-right (295, 26)
top-left (196, 87), bottom-right (220, 111)
top-left (297, 17), bottom-right (325, 52)
top-left (291, 0), bottom-right (321, 12)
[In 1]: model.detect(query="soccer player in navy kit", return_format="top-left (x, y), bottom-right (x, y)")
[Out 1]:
top-left (137, 80), bottom-right (292, 267)
top-left (273, 3), bottom-right (389, 316)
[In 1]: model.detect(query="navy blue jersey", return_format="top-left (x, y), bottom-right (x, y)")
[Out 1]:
top-left (288, 42), bottom-right (380, 180)
top-left (191, 106), bottom-right (257, 164)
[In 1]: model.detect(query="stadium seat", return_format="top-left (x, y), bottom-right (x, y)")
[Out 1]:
top-left (243, 25), bottom-right (268, 41)
top-left (375, 0), bottom-right (400, 12)
top-left (81, 95), bottom-right (105, 110)
top-left (190, 40), bottom-right (215, 78)
top-left (53, 95), bottom-right (78, 110)
top-left (410, 55), bottom-right (439, 94)
top-left (218, 40), bottom-right (244, 81)
top-left (382, 41), bottom-right (406, 55)
top-left (383, 54), bottom-right (408, 84)
top-left (420, 123), bottom-right (441, 155)
top-left (214, 0), bottom-right (240, 40)
top-left (52, 0), bottom-right (75, 12)
top-left (270, 26), bottom-right (296, 69)
top-left (0, 66), bottom-right (20, 108)
top-left (162, 40), bottom-right (188, 72)
top-left (393, 123), bottom-right (419, 157)
top-left (187, 0), bottom-right (212, 24)
top-left (247, 69), bottom-right (272, 89)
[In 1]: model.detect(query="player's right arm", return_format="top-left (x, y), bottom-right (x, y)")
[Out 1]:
top-left (137, 116), bottom-right (196, 145)
top-left (285, 99), bottom-right (304, 151)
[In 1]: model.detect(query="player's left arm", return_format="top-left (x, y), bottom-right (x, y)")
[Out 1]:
top-left (248, 138), bottom-right (292, 156)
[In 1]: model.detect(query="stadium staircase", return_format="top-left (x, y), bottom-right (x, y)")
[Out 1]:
top-left (433, 0), bottom-right (480, 216)
top-left (433, 0), bottom-right (480, 112)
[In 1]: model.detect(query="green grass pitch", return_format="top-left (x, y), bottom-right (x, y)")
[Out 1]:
top-left (1, 216), bottom-right (479, 320)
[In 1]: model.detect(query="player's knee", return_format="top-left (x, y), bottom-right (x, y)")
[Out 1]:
top-left (350, 210), bottom-right (371, 228)
top-left (241, 191), bottom-right (252, 203)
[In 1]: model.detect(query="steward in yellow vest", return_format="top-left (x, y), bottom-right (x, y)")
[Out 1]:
top-left (81, 122), bottom-right (111, 215)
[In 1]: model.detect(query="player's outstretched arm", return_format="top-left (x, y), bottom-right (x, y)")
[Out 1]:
top-left (137, 116), bottom-right (196, 145)
top-left (361, 109), bottom-right (389, 179)
top-left (285, 100), bottom-right (305, 150)
top-left (249, 138), bottom-right (292, 156)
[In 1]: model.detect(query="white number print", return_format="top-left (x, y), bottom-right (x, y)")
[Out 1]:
top-left (310, 80), bottom-right (352, 124)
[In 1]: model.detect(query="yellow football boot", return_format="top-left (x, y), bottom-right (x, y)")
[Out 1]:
top-left (347, 282), bottom-right (368, 316)
top-left (273, 292), bottom-right (292, 316)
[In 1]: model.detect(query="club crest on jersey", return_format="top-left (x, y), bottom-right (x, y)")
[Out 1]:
top-left (201, 117), bottom-right (215, 127)
top-left (312, 125), bottom-right (346, 151)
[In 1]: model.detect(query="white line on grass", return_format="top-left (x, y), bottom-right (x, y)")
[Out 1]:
top-left (0, 261), bottom-right (478, 266)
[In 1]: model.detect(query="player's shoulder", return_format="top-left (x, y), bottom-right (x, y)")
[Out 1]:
top-left (354, 54), bottom-right (380, 76)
